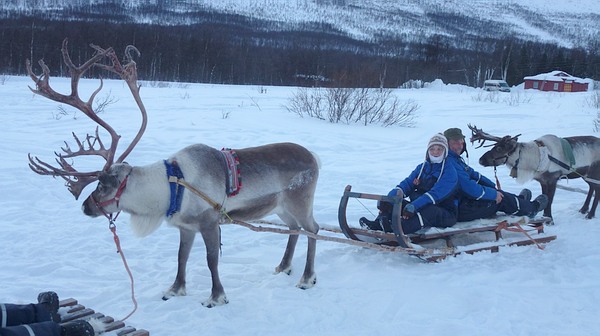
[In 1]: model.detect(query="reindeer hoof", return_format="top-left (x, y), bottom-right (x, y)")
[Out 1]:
top-left (162, 286), bottom-right (186, 300)
top-left (296, 274), bottom-right (317, 290)
top-left (274, 265), bottom-right (292, 275)
top-left (202, 294), bottom-right (229, 308)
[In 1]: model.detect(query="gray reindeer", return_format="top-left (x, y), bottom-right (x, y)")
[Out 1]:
top-left (469, 124), bottom-right (600, 219)
top-left (27, 40), bottom-right (320, 307)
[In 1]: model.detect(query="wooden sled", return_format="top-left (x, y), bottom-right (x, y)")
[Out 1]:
top-left (338, 185), bottom-right (557, 261)
top-left (59, 298), bottom-right (149, 336)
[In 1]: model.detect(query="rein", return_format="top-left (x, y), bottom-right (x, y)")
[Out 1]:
top-left (108, 220), bottom-right (138, 322)
top-left (493, 166), bottom-right (502, 190)
top-left (92, 171), bottom-right (138, 322)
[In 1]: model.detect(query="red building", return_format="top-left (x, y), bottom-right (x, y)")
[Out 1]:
top-left (523, 70), bottom-right (590, 92)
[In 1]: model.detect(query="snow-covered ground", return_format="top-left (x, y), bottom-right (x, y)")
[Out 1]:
top-left (1, 75), bottom-right (599, 335)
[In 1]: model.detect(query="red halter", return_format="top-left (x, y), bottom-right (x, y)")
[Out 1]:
top-left (92, 174), bottom-right (130, 221)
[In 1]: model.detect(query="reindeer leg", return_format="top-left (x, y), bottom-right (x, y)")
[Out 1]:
top-left (275, 233), bottom-right (299, 276)
top-left (580, 182), bottom-right (594, 214)
top-left (540, 179), bottom-right (557, 219)
top-left (297, 223), bottom-right (318, 290)
top-left (277, 211), bottom-right (319, 289)
top-left (586, 187), bottom-right (598, 219)
top-left (199, 223), bottom-right (228, 308)
top-left (163, 227), bottom-right (196, 300)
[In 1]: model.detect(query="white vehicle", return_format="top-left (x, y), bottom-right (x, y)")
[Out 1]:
top-left (483, 79), bottom-right (511, 92)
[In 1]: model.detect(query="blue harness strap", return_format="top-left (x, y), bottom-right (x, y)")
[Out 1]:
top-left (164, 160), bottom-right (185, 217)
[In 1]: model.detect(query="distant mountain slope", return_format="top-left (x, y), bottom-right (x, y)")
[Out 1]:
top-left (3, 0), bottom-right (600, 51)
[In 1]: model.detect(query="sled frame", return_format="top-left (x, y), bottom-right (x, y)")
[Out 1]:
top-left (338, 185), bottom-right (557, 260)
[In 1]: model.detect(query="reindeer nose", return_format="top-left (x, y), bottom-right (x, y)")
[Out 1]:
top-left (82, 199), bottom-right (99, 217)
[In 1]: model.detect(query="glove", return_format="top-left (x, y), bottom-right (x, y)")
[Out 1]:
top-left (402, 203), bottom-right (416, 219)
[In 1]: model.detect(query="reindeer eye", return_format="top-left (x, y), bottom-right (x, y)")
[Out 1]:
top-left (98, 174), bottom-right (119, 188)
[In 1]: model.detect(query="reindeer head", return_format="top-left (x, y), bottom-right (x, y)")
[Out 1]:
top-left (27, 39), bottom-right (147, 217)
top-left (468, 124), bottom-right (520, 167)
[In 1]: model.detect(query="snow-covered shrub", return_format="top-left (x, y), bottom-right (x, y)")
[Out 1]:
top-left (503, 91), bottom-right (532, 106)
top-left (286, 87), bottom-right (417, 127)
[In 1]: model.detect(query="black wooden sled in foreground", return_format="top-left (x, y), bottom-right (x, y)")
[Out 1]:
top-left (58, 298), bottom-right (149, 336)
top-left (338, 185), bottom-right (557, 261)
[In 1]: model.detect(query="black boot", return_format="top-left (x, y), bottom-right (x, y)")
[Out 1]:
top-left (379, 215), bottom-right (393, 233)
top-left (359, 216), bottom-right (384, 231)
top-left (359, 215), bottom-right (393, 233)
top-left (529, 194), bottom-right (549, 218)
top-left (37, 291), bottom-right (60, 323)
top-left (60, 320), bottom-right (95, 336)
top-left (518, 188), bottom-right (532, 202)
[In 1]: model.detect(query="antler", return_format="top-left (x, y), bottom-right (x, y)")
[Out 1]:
top-left (467, 124), bottom-right (505, 149)
top-left (26, 38), bottom-right (147, 199)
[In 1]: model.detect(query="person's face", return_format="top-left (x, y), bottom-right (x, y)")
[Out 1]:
top-left (448, 138), bottom-right (464, 155)
top-left (428, 144), bottom-right (445, 157)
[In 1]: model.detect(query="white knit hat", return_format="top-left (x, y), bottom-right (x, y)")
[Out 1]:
top-left (426, 133), bottom-right (449, 160)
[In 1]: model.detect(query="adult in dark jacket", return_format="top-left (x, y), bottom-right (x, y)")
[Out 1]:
top-left (443, 127), bottom-right (548, 221)
top-left (0, 292), bottom-right (95, 336)
top-left (360, 133), bottom-right (458, 234)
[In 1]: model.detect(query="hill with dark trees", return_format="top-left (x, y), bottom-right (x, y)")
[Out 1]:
top-left (1, 0), bottom-right (599, 87)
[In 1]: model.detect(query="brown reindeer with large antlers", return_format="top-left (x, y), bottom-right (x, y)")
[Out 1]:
top-left (28, 39), bottom-right (320, 307)
top-left (468, 124), bottom-right (600, 220)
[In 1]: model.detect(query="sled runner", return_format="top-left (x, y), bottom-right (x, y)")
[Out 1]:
top-left (58, 298), bottom-right (149, 335)
top-left (338, 185), bottom-right (557, 261)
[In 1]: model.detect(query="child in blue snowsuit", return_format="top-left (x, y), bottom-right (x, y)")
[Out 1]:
top-left (360, 133), bottom-right (458, 234)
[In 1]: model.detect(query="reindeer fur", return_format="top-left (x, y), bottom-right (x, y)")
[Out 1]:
top-left (478, 134), bottom-right (600, 218)
top-left (83, 142), bottom-right (320, 307)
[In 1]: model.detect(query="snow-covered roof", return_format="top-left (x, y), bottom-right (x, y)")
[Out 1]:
top-left (523, 70), bottom-right (587, 83)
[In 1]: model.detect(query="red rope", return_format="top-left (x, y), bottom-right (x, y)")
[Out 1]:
top-left (494, 166), bottom-right (502, 190)
top-left (495, 220), bottom-right (545, 250)
top-left (109, 223), bottom-right (138, 321)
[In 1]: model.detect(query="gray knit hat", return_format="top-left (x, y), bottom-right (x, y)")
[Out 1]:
top-left (427, 133), bottom-right (449, 159)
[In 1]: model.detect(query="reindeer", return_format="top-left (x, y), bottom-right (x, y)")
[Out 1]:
top-left (468, 124), bottom-right (600, 219)
top-left (27, 39), bottom-right (320, 307)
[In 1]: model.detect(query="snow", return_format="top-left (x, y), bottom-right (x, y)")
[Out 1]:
top-left (1, 75), bottom-right (599, 336)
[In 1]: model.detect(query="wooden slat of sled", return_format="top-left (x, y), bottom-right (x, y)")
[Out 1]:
top-left (58, 298), bottom-right (149, 335)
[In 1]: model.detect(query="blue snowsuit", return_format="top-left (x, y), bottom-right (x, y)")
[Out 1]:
top-left (0, 303), bottom-right (60, 336)
top-left (383, 158), bottom-right (458, 234)
top-left (445, 151), bottom-right (536, 221)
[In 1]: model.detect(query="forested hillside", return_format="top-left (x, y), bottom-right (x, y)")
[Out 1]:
top-left (1, 0), bottom-right (599, 87)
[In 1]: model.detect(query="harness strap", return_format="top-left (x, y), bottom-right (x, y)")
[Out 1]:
top-left (173, 179), bottom-right (223, 212)
top-left (221, 148), bottom-right (242, 197)
top-left (164, 160), bottom-right (185, 217)
top-left (547, 155), bottom-right (572, 171)
top-left (535, 139), bottom-right (576, 172)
